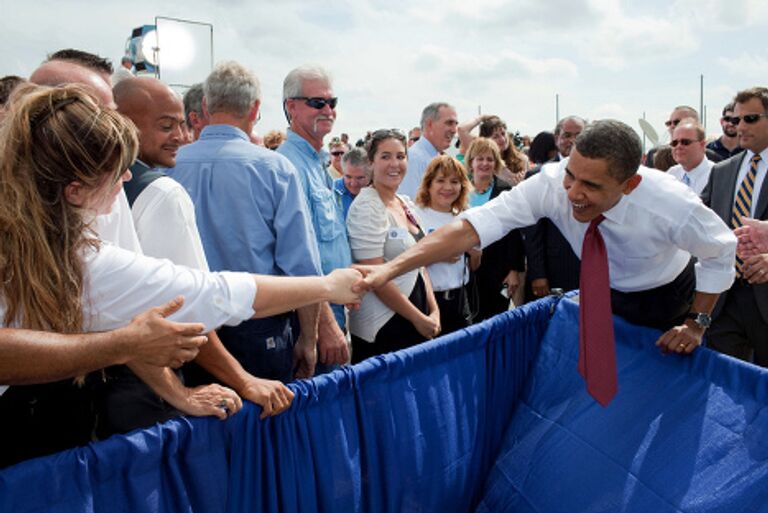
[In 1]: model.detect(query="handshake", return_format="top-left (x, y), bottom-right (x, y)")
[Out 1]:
top-left (325, 264), bottom-right (392, 307)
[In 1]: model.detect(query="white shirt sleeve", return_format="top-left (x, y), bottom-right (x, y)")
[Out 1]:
top-left (93, 189), bottom-right (143, 254)
top-left (83, 243), bottom-right (256, 332)
top-left (673, 202), bottom-right (737, 293)
top-left (347, 189), bottom-right (388, 261)
top-left (132, 178), bottom-right (210, 271)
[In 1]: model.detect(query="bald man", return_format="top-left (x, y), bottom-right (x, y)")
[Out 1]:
top-left (109, 77), bottom-right (293, 435)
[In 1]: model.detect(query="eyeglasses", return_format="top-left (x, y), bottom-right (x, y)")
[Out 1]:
top-left (726, 114), bottom-right (767, 125)
top-left (331, 151), bottom-right (345, 157)
top-left (664, 119), bottom-right (682, 128)
top-left (670, 138), bottom-right (697, 147)
top-left (290, 96), bottom-right (338, 110)
top-left (409, 136), bottom-right (420, 143)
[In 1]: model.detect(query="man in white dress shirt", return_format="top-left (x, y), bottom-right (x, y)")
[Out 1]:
top-left (667, 118), bottom-right (714, 196)
top-left (398, 102), bottom-right (458, 199)
top-left (359, 120), bottom-right (736, 354)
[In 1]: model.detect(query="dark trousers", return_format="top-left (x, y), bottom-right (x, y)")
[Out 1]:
top-left (435, 286), bottom-right (470, 335)
top-left (707, 280), bottom-right (768, 367)
top-left (352, 275), bottom-right (429, 364)
top-left (92, 366), bottom-right (181, 439)
top-left (609, 259), bottom-right (696, 331)
top-left (185, 313), bottom-right (297, 385)
top-left (0, 380), bottom-right (94, 468)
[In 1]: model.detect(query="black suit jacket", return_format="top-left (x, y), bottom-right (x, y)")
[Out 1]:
top-left (701, 152), bottom-right (768, 322)
top-left (471, 178), bottom-right (525, 321)
top-left (522, 158), bottom-right (580, 296)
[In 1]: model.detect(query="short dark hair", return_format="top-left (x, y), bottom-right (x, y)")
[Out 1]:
top-left (721, 102), bottom-right (735, 117)
top-left (574, 120), bottom-right (642, 182)
top-left (734, 87), bottom-right (768, 114)
top-left (0, 75), bottom-right (25, 106)
top-left (183, 83), bottom-right (204, 126)
top-left (47, 49), bottom-right (114, 75)
top-left (479, 116), bottom-right (506, 137)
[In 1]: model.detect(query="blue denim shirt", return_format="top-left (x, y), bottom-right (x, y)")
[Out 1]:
top-left (333, 177), bottom-right (355, 220)
top-left (168, 124), bottom-right (321, 278)
top-left (278, 130), bottom-right (352, 328)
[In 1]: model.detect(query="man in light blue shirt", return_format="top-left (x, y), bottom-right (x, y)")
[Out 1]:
top-left (398, 102), bottom-right (458, 199)
top-left (278, 65), bottom-right (352, 367)
top-left (169, 61), bottom-right (322, 382)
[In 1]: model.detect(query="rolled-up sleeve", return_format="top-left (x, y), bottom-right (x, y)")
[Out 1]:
top-left (85, 244), bottom-right (257, 332)
top-left (460, 179), bottom-right (543, 249)
top-left (675, 203), bottom-right (737, 293)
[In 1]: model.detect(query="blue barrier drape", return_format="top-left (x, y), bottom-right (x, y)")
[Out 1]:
top-left (0, 298), bottom-right (556, 513)
top-left (476, 299), bottom-right (768, 513)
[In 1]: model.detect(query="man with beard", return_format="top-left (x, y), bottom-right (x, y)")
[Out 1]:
top-left (707, 102), bottom-right (743, 161)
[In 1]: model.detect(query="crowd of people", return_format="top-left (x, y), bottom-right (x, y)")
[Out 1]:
top-left (0, 48), bottom-right (766, 467)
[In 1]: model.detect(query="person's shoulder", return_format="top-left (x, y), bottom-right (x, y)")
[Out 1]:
top-left (712, 151), bottom-right (744, 171)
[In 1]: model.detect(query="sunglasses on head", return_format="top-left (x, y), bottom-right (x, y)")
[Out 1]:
top-left (670, 138), bottom-right (698, 147)
top-left (725, 114), bottom-right (767, 125)
top-left (291, 96), bottom-right (338, 109)
top-left (664, 119), bottom-right (681, 128)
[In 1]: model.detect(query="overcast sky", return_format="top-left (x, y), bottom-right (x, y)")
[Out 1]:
top-left (2, 0), bottom-right (766, 149)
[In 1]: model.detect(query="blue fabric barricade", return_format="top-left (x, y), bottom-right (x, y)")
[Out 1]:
top-left (0, 297), bottom-right (556, 513)
top-left (477, 299), bottom-right (768, 513)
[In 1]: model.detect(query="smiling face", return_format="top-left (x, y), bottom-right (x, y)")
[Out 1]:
top-left (428, 170), bottom-right (462, 212)
top-left (135, 93), bottom-right (185, 168)
top-left (556, 118), bottom-right (584, 157)
top-left (470, 151), bottom-right (496, 185)
top-left (490, 126), bottom-right (509, 152)
top-left (286, 79), bottom-right (336, 149)
top-left (371, 137), bottom-right (407, 192)
top-left (424, 106), bottom-right (458, 152)
top-left (563, 149), bottom-right (641, 223)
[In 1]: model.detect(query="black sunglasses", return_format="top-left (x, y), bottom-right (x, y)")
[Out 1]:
top-left (409, 136), bottom-right (420, 142)
top-left (726, 114), bottom-right (767, 125)
top-left (330, 151), bottom-right (345, 157)
top-left (670, 138), bottom-right (696, 147)
top-left (664, 119), bottom-right (681, 128)
top-left (290, 96), bottom-right (338, 110)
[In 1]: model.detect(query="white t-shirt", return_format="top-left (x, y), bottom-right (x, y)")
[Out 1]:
top-left (414, 206), bottom-right (467, 291)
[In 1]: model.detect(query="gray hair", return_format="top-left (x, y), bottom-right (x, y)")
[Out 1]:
top-left (554, 115), bottom-right (586, 136)
top-left (574, 120), bottom-right (642, 182)
top-left (420, 102), bottom-right (453, 130)
top-left (342, 147), bottom-right (368, 169)
top-left (282, 64), bottom-right (332, 100)
top-left (204, 61), bottom-right (261, 117)
top-left (183, 83), bottom-right (204, 126)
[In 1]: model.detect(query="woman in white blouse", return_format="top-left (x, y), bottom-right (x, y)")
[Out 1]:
top-left (413, 155), bottom-right (475, 335)
top-left (347, 129), bottom-right (440, 363)
top-left (0, 84), bottom-right (361, 463)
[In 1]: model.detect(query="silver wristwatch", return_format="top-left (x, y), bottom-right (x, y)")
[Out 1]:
top-left (686, 312), bottom-right (712, 329)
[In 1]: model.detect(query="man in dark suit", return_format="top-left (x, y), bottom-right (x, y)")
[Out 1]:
top-left (523, 116), bottom-right (585, 300)
top-left (702, 87), bottom-right (768, 367)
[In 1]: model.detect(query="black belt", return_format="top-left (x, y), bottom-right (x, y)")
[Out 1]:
top-left (437, 287), bottom-right (462, 301)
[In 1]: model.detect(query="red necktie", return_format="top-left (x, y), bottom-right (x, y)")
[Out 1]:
top-left (578, 215), bottom-right (617, 406)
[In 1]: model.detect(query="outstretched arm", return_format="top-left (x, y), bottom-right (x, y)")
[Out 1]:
top-left (355, 219), bottom-right (480, 291)
top-left (0, 296), bottom-right (207, 385)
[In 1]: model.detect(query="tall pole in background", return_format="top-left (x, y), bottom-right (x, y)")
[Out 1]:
top-left (555, 93), bottom-right (560, 125)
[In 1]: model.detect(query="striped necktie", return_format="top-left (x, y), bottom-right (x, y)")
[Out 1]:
top-left (731, 154), bottom-right (762, 276)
